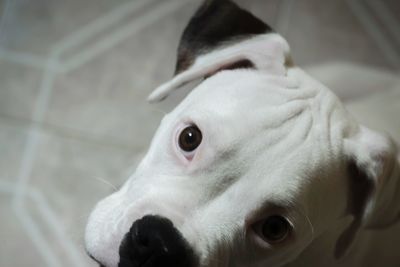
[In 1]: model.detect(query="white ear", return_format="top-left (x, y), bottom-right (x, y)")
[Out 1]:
top-left (148, 34), bottom-right (290, 102)
top-left (335, 125), bottom-right (400, 259)
top-left (345, 126), bottom-right (400, 228)
top-left (147, 0), bottom-right (292, 103)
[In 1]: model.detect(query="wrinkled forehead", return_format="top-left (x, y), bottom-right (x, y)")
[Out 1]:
top-left (164, 69), bottom-right (330, 163)
top-left (171, 69), bottom-right (312, 130)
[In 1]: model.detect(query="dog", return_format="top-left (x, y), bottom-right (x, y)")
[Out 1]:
top-left (85, 1), bottom-right (400, 266)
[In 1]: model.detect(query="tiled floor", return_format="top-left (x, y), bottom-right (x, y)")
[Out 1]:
top-left (0, 0), bottom-right (399, 266)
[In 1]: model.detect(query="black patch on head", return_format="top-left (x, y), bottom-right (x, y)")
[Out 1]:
top-left (334, 160), bottom-right (374, 259)
top-left (346, 161), bottom-right (374, 216)
top-left (175, 0), bottom-right (273, 74)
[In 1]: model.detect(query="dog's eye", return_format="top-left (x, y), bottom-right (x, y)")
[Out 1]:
top-left (178, 125), bottom-right (202, 152)
top-left (256, 215), bottom-right (291, 243)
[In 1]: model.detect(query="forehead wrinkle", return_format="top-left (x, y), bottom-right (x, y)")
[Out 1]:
top-left (171, 71), bottom-right (322, 133)
top-left (179, 88), bottom-right (315, 143)
top-left (309, 88), bottom-right (352, 162)
top-left (238, 100), bottom-right (315, 164)
top-left (242, 153), bottom-right (313, 210)
top-left (179, 70), bottom-right (304, 105)
top-left (199, 114), bottom-right (317, 216)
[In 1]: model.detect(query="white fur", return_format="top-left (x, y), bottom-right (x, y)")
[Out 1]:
top-left (85, 40), bottom-right (400, 267)
top-left (147, 33), bottom-right (290, 103)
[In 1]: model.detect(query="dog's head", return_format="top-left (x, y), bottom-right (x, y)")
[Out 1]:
top-left (85, 1), bottom-right (400, 267)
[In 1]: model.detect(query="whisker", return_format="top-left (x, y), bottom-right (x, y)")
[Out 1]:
top-left (297, 205), bottom-right (315, 239)
top-left (89, 176), bottom-right (118, 192)
top-left (305, 213), bottom-right (315, 239)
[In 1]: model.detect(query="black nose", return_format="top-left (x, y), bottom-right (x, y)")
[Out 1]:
top-left (118, 215), bottom-right (197, 267)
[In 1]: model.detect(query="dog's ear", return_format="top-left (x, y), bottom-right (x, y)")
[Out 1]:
top-left (148, 0), bottom-right (292, 102)
top-left (335, 126), bottom-right (400, 259)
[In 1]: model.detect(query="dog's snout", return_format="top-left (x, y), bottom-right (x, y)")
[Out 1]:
top-left (118, 215), bottom-right (197, 267)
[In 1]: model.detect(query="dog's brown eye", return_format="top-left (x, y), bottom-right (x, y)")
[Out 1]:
top-left (261, 215), bottom-right (290, 243)
top-left (179, 125), bottom-right (202, 152)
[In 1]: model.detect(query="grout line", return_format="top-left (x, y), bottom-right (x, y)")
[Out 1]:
top-left (53, 0), bottom-right (152, 55)
top-left (274, 0), bottom-right (294, 37)
top-left (28, 58), bottom-right (58, 124)
top-left (347, 0), bottom-right (400, 69)
top-left (10, 56), bottom-right (66, 266)
top-left (14, 205), bottom-right (63, 267)
top-left (0, 181), bottom-right (62, 267)
top-left (0, 0), bottom-right (49, 69)
top-left (0, 113), bottom-right (143, 152)
top-left (0, 49), bottom-right (50, 69)
top-left (366, 0), bottom-right (400, 46)
top-left (12, 125), bottom-right (41, 201)
top-left (12, 57), bottom-right (57, 204)
top-left (61, 0), bottom-right (189, 72)
top-left (30, 189), bottom-right (87, 267)
top-left (2, 178), bottom-right (64, 267)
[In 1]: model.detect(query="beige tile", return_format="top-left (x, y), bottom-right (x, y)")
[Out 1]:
top-left (0, 0), bottom-right (131, 56)
top-left (43, 2), bottom-right (199, 146)
top-left (306, 62), bottom-right (400, 102)
top-left (0, 120), bottom-right (29, 182)
top-left (26, 195), bottom-right (98, 267)
top-left (285, 0), bottom-right (392, 69)
top-left (347, 85), bottom-right (400, 142)
top-left (236, 0), bottom-right (281, 27)
top-left (0, 61), bottom-right (43, 120)
top-left (25, 128), bottom-right (140, 265)
top-left (0, 194), bottom-right (47, 267)
top-left (29, 127), bottom-right (139, 224)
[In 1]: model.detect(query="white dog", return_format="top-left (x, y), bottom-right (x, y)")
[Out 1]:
top-left (85, 1), bottom-right (400, 266)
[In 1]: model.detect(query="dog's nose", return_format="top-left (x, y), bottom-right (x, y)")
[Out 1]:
top-left (118, 215), bottom-right (197, 267)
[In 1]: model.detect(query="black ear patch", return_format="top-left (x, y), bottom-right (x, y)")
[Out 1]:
top-left (334, 160), bottom-right (374, 259)
top-left (175, 0), bottom-right (273, 74)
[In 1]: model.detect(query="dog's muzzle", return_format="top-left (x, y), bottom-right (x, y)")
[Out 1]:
top-left (118, 215), bottom-right (197, 267)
